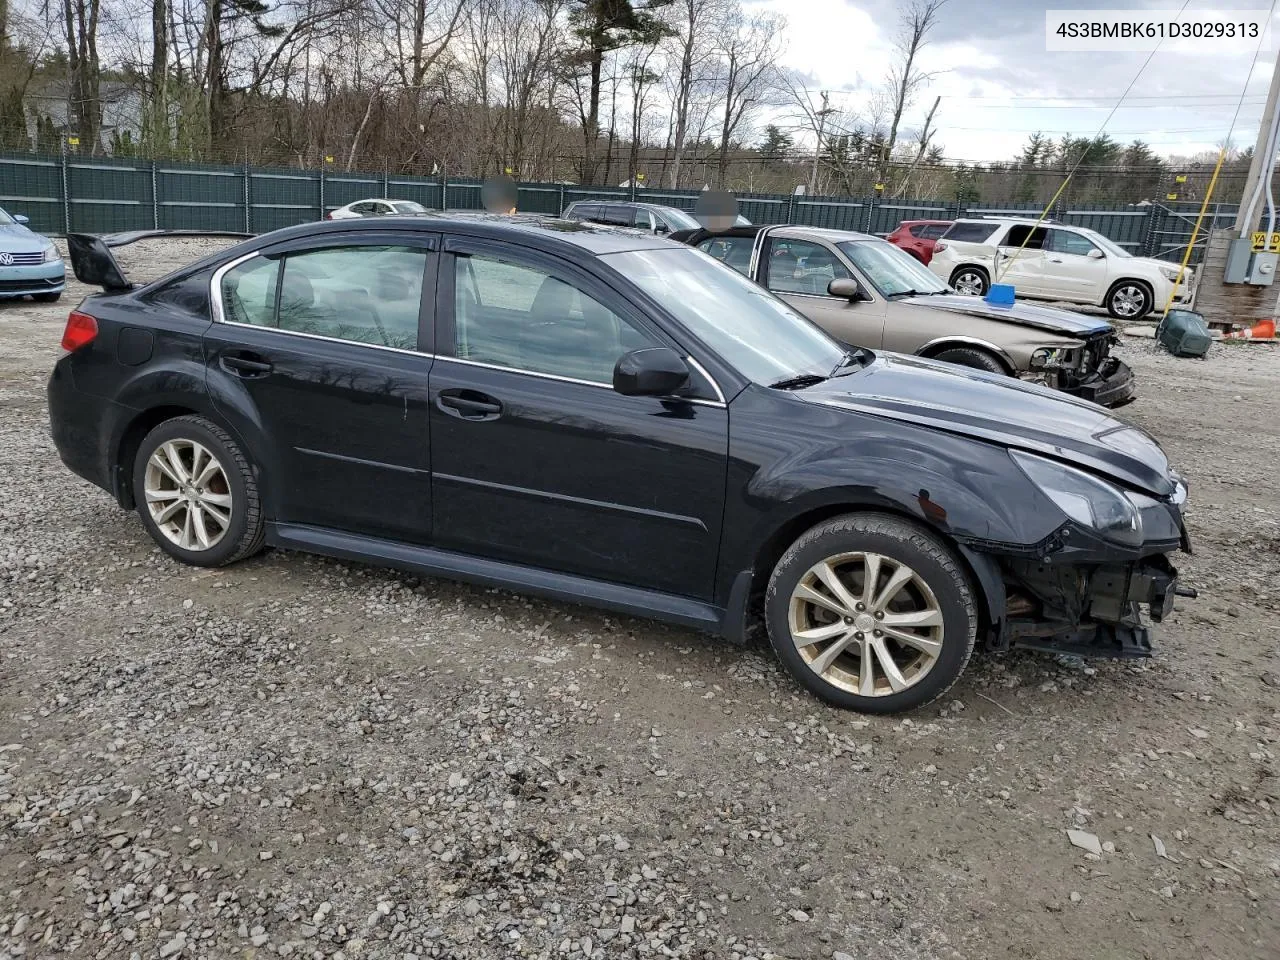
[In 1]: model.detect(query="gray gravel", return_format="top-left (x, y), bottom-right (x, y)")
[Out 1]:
top-left (0, 239), bottom-right (1278, 960)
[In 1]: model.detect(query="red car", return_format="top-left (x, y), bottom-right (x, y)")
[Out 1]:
top-left (887, 219), bottom-right (952, 265)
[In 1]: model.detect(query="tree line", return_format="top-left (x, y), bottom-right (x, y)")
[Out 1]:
top-left (0, 0), bottom-right (1254, 204)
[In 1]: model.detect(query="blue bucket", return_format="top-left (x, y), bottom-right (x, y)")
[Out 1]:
top-left (985, 283), bottom-right (1015, 306)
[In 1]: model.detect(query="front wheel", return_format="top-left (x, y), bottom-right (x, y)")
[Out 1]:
top-left (33, 291), bottom-right (62, 303)
top-left (1106, 280), bottom-right (1152, 320)
top-left (931, 346), bottom-right (1006, 374)
top-left (765, 513), bottom-right (977, 714)
top-left (133, 415), bottom-right (265, 567)
top-left (949, 266), bottom-right (989, 297)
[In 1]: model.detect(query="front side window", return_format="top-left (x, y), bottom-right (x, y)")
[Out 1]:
top-left (766, 239), bottom-right (851, 296)
top-left (838, 239), bottom-right (949, 297)
top-left (1047, 229), bottom-right (1100, 257)
top-left (602, 246), bottom-right (846, 386)
top-left (453, 254), bottom-right (654, 384)
top-left (219, 246), bottom-right (427, 350)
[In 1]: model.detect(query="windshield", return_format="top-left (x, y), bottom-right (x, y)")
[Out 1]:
top-left (657, 206), bottom-right (700, 231)
top-left (392, 201), bottom-right (428, 215)
top-left (602, 247), bottom-right (847, 385)
top-left (1081, 228), bottom-right (1132, 258)
top-left (837, 238), bottom-right (949, 296)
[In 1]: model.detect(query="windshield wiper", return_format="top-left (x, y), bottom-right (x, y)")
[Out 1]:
top-left (769, 372), bottom-right (828, 391)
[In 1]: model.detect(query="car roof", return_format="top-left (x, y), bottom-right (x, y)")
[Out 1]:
top-left (244, 212), bottom-right (676, 257)
top-left (952, 216), bottom-right (1064, 227)
top-left (900, 219), bottom-right (952, 225)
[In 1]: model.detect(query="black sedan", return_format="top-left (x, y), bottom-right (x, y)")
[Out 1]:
top-left (48, 216), bottom-right (1191, 713)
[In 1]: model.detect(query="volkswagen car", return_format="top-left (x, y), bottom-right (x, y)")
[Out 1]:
top-left (49, 215), bottom-right (1190, 714)
top-left (0, 206), bottom-right (64, 302)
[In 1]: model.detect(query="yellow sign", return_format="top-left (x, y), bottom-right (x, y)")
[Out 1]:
top-left (324, 156), bottom-right (334, 164)
top-left (874, 182), bottom-right (886, 192)
top-left (1250, 231), bottom-right (1280, 252)
top-left (636, 172), bottom-right (646, 181)
top-left (1175, 174), bottom-right (1187, 184)
top-left (67, 136), bottom-right (79, 146)
top-left (505, 167), bottom-right (513, 175)
top-left (1166, 193), bottom-right (1178, 201)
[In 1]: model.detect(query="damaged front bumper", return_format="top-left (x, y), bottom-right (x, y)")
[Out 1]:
top-left (1060, 357), bottom-right (1136, 408)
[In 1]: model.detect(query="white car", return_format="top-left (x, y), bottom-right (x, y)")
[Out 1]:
top-left (325, 198), bottom-right (430, 220)
top-left (928, 217), bottom-right (1194, 320)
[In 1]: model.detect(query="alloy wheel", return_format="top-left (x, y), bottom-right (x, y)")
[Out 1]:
top-left (144, 439), bottom-right (234, 551)
top-left (1110, 284), bottom-right (1148, 317)
top-left (952, 270), bottom-right (986, 296)
top-left (787, 551), bottom-right (944, 697)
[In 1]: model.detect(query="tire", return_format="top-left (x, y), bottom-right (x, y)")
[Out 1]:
top-left (765, 513), bottom-right (977, 714)
top-left (33, 291), bottom-right (61, 303)
top-left (132, 415), bottom-right (265, 568)
top-left (930, 346), bottom-right (1007, 375)
top-left (1106, 280), bottom-right (1152, 320)
top-left (949, 266), bottom-right (989, 297)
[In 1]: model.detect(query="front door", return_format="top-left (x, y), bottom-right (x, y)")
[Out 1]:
top-left (205, 236), bottom-right (437, 543)
top-left (428, 238), bottom-right (728, 599)
top-left (1043, 228), bottom-right (1109, 301)
top-left (761, 236), bottom-right (888, 348)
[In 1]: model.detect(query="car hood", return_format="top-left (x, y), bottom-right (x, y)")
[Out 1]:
top-left (805, 351), bottom-right (1173, 496)
top-left (0, 222), bottom-right (49, 253)
top-left (899, 293), bottom-right (1113, 338)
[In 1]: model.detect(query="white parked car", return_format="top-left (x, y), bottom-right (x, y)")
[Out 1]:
top-left (325, 199), bottom-right (430, 220)
top-left (928, 217), bottom-right (1194, 320)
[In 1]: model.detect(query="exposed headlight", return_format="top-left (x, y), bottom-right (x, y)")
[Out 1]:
top-left (1159, 266), bottom-right (1181, 282)
top-left (42, 244), bottom-right (61, 263)
top-left (1012, 450), bottom-right (1143, 546)
top-left (1029, 346), bottom-right (1077, 370)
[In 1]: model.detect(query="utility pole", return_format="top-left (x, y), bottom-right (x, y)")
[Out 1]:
top-left (1234, 47), bottom-right (1280, 233)
top-left (809, 91), bottom-right (832, 194)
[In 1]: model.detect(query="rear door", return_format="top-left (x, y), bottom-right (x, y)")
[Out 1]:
top-left (427, 236), bottom-right (728, 599)
top-left (205, 232), bottom-right (437, 543)
top-left (995, 224), bottom-right (1052, 297)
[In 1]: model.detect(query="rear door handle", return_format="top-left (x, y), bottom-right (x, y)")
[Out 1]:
top-left (1048, 257), bottom-right (1064, 263)
top-left (220, 354), bottom-right (273, 377)
top-left (436, 390), bottom-right (502, 421)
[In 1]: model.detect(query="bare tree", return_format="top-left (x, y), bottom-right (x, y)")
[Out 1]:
top-left (710, 7), bottom-right (782, 187)
top-left (60, 0), bottom-right (102, 152)
top-left (661, 0), bottom-right (719, 187)
top-left (877, 0), bottom-right (946, 182)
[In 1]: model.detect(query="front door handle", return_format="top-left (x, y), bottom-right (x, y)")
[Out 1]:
top-left (436, 390), bottom-right (502, 421)
top-left (220, 354), bottom-right (273, 377)
top-left (1048, 257), bottom-right (1064, 263)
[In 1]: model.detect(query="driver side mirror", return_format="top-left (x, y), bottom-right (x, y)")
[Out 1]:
top-left (1087, 248), bottom-right (1104, 259)
top-left (13, 214), bottom-right (28, 225)
top-left (828, 277), bottom-right (861, 300)
top-left (654, 222), bottom-right (669, 235)
top-left (614, 347), bottom-right (690, 397)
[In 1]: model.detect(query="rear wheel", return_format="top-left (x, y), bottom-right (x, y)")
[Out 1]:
top-left (949, 266), bottom-right (989, 297)
top-left (132, 415), bottom-right (265, 567)
top-left (931, 346), bottom-right (1007, 375)
top-left (765, 513), bottom-right (977, 714)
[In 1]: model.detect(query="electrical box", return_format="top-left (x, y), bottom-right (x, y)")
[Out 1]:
top-left (1248, 251), bottom-right (1278, 286)
top-left (1225, 237), bottom-right (1253, 283)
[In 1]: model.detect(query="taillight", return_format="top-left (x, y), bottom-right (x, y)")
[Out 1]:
top-left (60, 311), bottom-right (98, 351)
top-left (324, 212), bottom-right (333, 220)
top-left (933, 242), bottom-right (947, 252)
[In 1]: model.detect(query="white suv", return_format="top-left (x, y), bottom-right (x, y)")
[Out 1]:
top-left (928, 217), bottom-right (1194, 320)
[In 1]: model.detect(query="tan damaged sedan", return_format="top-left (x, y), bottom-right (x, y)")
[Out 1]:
top-left (671, 224), bottom-right (1135, 407)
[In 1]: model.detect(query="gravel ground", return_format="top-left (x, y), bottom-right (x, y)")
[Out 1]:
top-left (1, 238), bottom-right (1278, 960)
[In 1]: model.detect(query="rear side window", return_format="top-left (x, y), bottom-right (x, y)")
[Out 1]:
top-left (564, 203), bottom-right (595, 220)
top-left (697, 236), bottom-right (753, 276)
top-left (219, 246), bottom-right (428, 350)
top-left (920, 223), bottom-right (949, 239)
top-left (908, 224), bottom-right (927, 238)
top-left (941, 222), bottom-right (999, 243)
top-left (1003, 225), bottom-right (1047, 249)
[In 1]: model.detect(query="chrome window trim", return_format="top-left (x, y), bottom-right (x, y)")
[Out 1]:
top-left (211, 247), bottom-right (729, 404)
top-left (438, 355), bottom-right (726, 408)
top-left (209, 248), bottom-right (427, 359)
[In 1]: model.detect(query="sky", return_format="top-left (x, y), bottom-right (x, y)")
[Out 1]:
top-left (753, 0), bottom-right (1278, 162)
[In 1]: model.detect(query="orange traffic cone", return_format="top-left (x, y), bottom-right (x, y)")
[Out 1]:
top-left (1224, 318), bottom-right (1277, 340)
